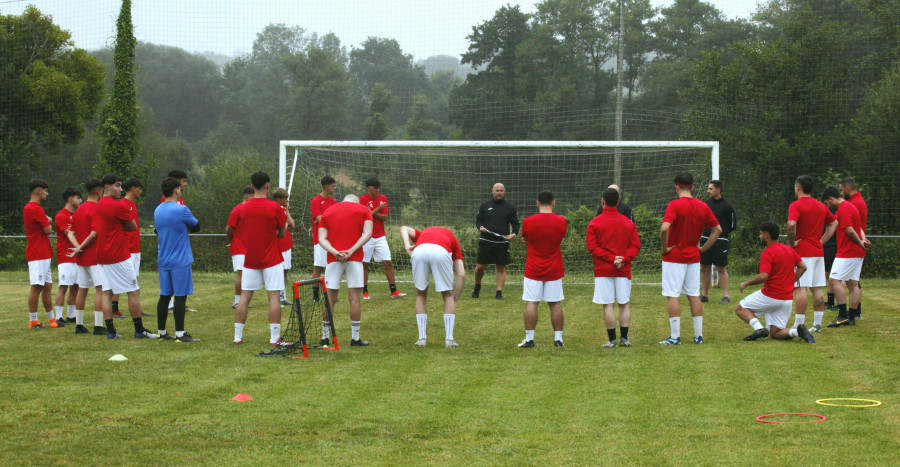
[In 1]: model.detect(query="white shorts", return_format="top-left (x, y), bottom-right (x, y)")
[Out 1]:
top-left (411, 244), bottom-right (454, 292)
top-left (363, 236), bottom-right (392, 263)
top-left (830, 257), bottom-right (864, 282)
top-left (28, 259), bottom-right (52, 286)
top-left (661, 262), bottom-right (700, 297)
top-left (739, 290), bottom-right (792, 330)
top-left (313, 244), bottom-right (327, 268)
top-left (522, 277), bottom-right (564, 302)
top-left (796, 256), bottom-right (825, 288)
top-left (100, 258), bottom-right (139, 294)
top-left (592, 277), bottom-right (632, 305)
top-left (242, 264), bottom-right (285, 291)
top-left (231, 254), bottom-right (245, 272)
top-left (325, 261), bottom-right (364, 290)
top-left (282, 250), bottom-right (292, 270)
top-left (131, 253), bottom-right (141, 277)
top-left (77, 264), bottom-right (106, 289)
top-left (58, 262), bottom-right (78, 287)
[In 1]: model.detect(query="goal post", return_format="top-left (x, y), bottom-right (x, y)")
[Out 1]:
top-left (278, 140), bottom-right (720, 283)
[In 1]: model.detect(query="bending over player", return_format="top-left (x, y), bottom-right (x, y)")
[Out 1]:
top-left (400, 225), bottom-right (465, 348)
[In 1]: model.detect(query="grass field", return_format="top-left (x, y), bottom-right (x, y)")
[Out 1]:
top-left (1, 271), bottom-right (897, 465)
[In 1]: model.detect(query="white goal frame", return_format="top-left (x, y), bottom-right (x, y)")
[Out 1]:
top-left (278, 141), bottom-right (720, 193)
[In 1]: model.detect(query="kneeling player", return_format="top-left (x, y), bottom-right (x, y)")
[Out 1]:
top-left (736, 222), bottom-right (815, 343)
top-left (400, 226), bottom-right (465, 348)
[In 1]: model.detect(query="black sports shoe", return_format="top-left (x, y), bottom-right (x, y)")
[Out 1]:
top-left (93, 326), bottom-right (108, 335)
top-left (554, 340), bottom-right (564, 347)
top-left (797, 324), bottom-right (815, 344)
top-left (827, 317), bottom-right (851, 328)
top-left (158, 333), bottom-right (177, 341)
top-left (699, 295), bottom-right (709, 303)
top-left (350, 339), bottom-right (370, 346)
top-left (744, 328), bottom-right (769, 341)
top-left (320, 338), bottom-right (331, 347)
top-left (518, 339), bottom-right (535, 348)
top-left (66, 317), bottom-right (76, 324)
top-left (74, 325), bottom-right (90, 334)
top-left (495, 290), bottom-right (504, 300)
top-left (175, 333), bottom-right (200, 343)
top-left (471, 284), bottom-right (481, 299)
top-left (141, 312), bottom-right (152, 317)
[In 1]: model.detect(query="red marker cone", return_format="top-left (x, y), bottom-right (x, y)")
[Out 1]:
top-left (231, 393), bottom-right (253, 401)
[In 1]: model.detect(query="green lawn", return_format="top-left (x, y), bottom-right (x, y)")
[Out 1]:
top-left (1, 271), bottom-right (897, 465)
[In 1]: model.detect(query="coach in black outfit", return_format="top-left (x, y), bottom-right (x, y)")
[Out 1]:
top-left (700, 179), bottom-right (737, 304)
top-left (596, 184), bottom-right (634, 222)
top-left (473, 183), bottom-right (519, 300)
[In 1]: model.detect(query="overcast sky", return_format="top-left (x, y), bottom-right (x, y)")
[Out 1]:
top-left (3, 0), bottom-right (759, 60)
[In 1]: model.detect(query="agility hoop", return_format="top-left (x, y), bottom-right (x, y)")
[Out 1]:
top-left (756, 413), bottom-right (827, 424)
top-left (815, 398), bottom-right (882, 408)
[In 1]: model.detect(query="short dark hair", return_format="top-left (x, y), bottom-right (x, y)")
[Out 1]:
top-left (710, 180), bottom-right (723, 191)
top-left (123, 177), bottom-right (143, 191)
top-left (28, 179), bottom-right (49, 193)
top-left (101, 173), bottom-right (122, 187)
top-left (251, 171), bottom-right (270, 190)
top-left (537, 190), bottom-right (554, 205)
top-left (161, 177), bottom-right (181, 198)
top-left (272, 187), bottom-right (288, 200)
top-left (759, 221), bottom-right (779, 239)
top-left (795, 175), bottom-right (813, 194)
top-left (821, 185), bottom-right (841, 201)
top-left (321, 175), bottom-right (336, 187)
top-left (168, 170), bottom-right (187, 180)
top-left (365, 176), bottom-right (381, 189)
top-left (674, 172), bottom-right (693, 186)
top-left (602, 187), bottom-right (619, 206)
top-left (62, 187), bottom-right (82, 202)
top-left (85, 178), bottom-right (103, 194)
top-left (242, 186), bottom-right (254, 196)
top-left (840, 176), bottom-right (857, 190)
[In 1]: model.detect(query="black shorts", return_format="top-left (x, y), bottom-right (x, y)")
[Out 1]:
top-left (824, 243), bottom-right (837, 272)
top-left (476, 240), bottom-right (510, 266)
top-left (700, 237), bottom-right (729, 267)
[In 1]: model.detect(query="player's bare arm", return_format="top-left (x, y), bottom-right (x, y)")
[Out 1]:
top-left (845, 226), bottom-right (867, 250)
top-left (820, 220), bottom-right (837, 244)
top-left (123, 219), bottom-right (137, 232)
top-left (69, 231), bottom-right (97, 257)
top-left (452, 258), bottom-right (465, 303)
top-left (285, 210), bottom-right (295, 229)
top-left (660, 222), bottom-right (673, 255)
top-left (400, 226), bottom-right (416, 254)
top-left (787, 220), bottom-right (797, 246)
top-left (739, 272), bottom-right (770, 293)
top-left (699, 224), bottom-right (722, 254)
top-left (794, 260), bottom-right (808, 283)
top-left (225, 225), bottom-right (234, 245)
top-left (317, 227), bottom-right (343, 260)
top-left (276, 224), bottom-right (286, 238)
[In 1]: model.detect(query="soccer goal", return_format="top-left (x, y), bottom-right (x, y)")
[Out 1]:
top-left (256, 278), bottom-right (338, 358)
top-left (279, 141), bottom-right (719, 283)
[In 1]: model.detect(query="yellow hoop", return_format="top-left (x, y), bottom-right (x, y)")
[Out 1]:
top-left (815, 398), bottom-right (882, 408)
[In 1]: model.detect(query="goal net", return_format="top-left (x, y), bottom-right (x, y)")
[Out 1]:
top-left (280, 141), bottom-right (719, 284)
top-left (256, 278), bottom-right (338, 358)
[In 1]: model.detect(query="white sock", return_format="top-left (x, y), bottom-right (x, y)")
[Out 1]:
top-left (525, 329), bottom-right (535, 341)
top-left (692, 316), bottom-right (703, 338)
top-left (46, 310), bottom-right (54, 321)
top-left (814, 311), bottom-right (824, 326)
top-left (270, 323), bottom-right (281, 343)
top-left (789, 328), bottom-right (799, 338)
top-left (234, 323), bottom-right (244, 342)
top-left (234, 295), bottom-right (240, 305)
top-left (748, 318), bottom-right (764, 331)
top-left (793, 314), bottom-right (805, 328)
top-left (416, 314), bottom-right (427, 339)
top-left (669, 317), bottom-right (681, 339)
top-left (54, 306), bottom-right (64, 319)
top-left (322, 322), bottom-right (331, 339)
top-left (351, 321), bottom-right (361, 341)
top-left (75, 309), bottom-right (84, 325)
top-left (68, 304), bottom-right (76, 318)
top-left (443, 314), bottom-right (455, 340)
top-left (94, 311), bottom-right (104, 327)
top-left (176, 330), bottom-right (185, 338)
top-left (554, 330), bottom-right (563, 342)
top-left (159, 329), bottom-right (167, 336)
top-left (29, 312), bottom-right (38, 322)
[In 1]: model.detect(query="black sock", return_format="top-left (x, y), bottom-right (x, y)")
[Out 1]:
top-left (620, 327), bottom-right (629, 340)
top-left (827, 293), bottom-right (835, 307)
top-left (473, 284), bottom-right (481, 292)
top-left (105, 319), bottom-right (116, 334)
top-left (363, 285), bottom-right (368, 293)
top-left (112, 301), bottom-right (119, 313)
top-left (389, 284), bottom-right (397, 293)
top-left (312, 286), bottom-right (320, 302)
top-left (132, 317), bottom-right (145, 334)
top-left (157, 295), bottom-right (170, 332)
top-left (837, 304), bottom-right (847, 319)
top-left (496, 290), bottom-right (503, 297)
top-left (857, 302), bottom-right (861, 317)
top-left (174, 296), bottom-right (187, 332)
top-left (607, 329), bottom-right (617, 341)
top-left (848, 307), bottom-right (859, 319)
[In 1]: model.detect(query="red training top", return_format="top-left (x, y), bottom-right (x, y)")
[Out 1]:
top-left (310, 195), bottom-right (338, 245)
top-left (412, 227), bottom-right (463, 261)
top-left (72, 200), bottom-right (98, 267)
top-left (847, 192), bottom-right (867, 233)
top-left (521, 212), bottom-right (567, 281)
top-left (23, 201), bottom-right (52, 262)
top-left (54, 208), bottom-right (76, 264)
top-left (227, 197), bottom-right (286, 269)
top-left (226, 203), bottom-right (246, 256)
top-left (788, 196), bottom-right (835, 257)
top-left (662, 197), bottom-right (719, 264)
top-left (760, 242), bottom-right (803, 300)
top-left (835, 201), bottom-right (866, 258)
top-left (359, 193), bottom-right (389, 238)
top-left (277, 205), bottom-right (293, 252)
top-left (121, 197), bottom-right (141, 254)
top-left (586, 207), bottom-right (642, 279)
top-left (92, 196), bottom-right (133, 265)
top-left (160, 195), bottom-right (186, 206)
top-left (319, 202), bottom-right (373, 263)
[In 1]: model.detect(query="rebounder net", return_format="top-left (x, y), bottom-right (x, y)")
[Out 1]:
top-left (256, 278), bottom-right (338, 358)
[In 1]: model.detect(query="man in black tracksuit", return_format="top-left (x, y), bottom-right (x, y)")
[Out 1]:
top-left (700, 180), bottom-right (737, 304)
top-left (473, 183), bottom-right (519, 299)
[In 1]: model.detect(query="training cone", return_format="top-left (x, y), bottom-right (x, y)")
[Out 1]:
top-left (231, 393), bottom-right (253, 402)
top-left (108, 354), bottom-right (128, 361)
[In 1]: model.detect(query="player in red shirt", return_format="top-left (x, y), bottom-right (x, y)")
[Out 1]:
top-left (227, 171), bottom-right (287, 346)
top-left (587, 188), bottom-right (641, 348)
top-left (821, 185), bottom-right (868, 327)
top-left (54, 187), bottom-right (82, 329)
top-left (659, 172), bottom-right (722, 345)
top-left (23, 179), bottom-right (55, 329)
top-left (840, 176), bottom-right (869, 322)
top-left (518, 190), bottom-right (567, 348)
top-left (786, 175), bottom-right (837, 332)
top-left (112, 177), bottom-right (145, 319)
top-left (160, 169), bottom-right (188, 206)
top-left (400, 225), bottom-right (465, 348)
top-left (272, 188), bottom-right (296, 306)
top-left (226, 186), bottom-right (254, 308)
top-left (310, 176), bottom-right (338, 302)
top-left (67, 178), bottom-right (107, 335)
top-left (736, 222), bottom-right (814, 343)
top-left (360, 177), bottom-right (406, 300)
top-left (319, 194), bottom-right (374, 347)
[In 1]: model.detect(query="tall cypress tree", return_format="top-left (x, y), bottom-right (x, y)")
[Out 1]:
top-left (97, 0), bottom-right (140, 177)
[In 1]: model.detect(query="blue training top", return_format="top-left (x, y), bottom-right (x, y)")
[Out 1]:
top-left (154, 201), bottom-right (198, 270)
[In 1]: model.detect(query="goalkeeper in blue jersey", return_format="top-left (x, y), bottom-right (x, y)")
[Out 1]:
top-left (154, 177), bottom-right (201, 342)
